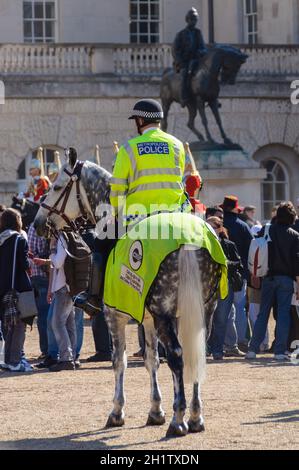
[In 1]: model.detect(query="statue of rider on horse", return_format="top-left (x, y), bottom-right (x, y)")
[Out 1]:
top-left (161, 9), bottom-right (248, 145)
top-left (172, 7), bottom-right (207, 108)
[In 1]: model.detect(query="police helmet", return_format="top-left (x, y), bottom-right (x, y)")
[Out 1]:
top-left (129, 99), bottom-right (164, 121)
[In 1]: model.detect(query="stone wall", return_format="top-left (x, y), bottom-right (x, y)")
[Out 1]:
top-left (1, 89), bottom-right (299, 214)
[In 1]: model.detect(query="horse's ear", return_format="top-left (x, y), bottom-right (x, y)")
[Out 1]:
top-left (69, 147), bottom-right (78, 168)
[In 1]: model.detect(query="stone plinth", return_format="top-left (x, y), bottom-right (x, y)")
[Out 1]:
top-left (190, 142), bottom-right (267, 219)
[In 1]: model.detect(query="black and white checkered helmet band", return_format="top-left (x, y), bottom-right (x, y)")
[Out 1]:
top-left (131, 109), bottom-right (164, 119)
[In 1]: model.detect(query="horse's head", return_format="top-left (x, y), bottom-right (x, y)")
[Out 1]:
top-left (217, 45), bottom-right (248, 85)
top-left (34, 148), bottom-right (111, 237)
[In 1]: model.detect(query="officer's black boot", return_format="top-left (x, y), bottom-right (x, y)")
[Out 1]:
top-left (74, 252), bottom-right (105, 316)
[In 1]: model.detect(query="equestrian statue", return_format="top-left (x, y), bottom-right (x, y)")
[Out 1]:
top-left (161, 7), bottom-right (248, 145)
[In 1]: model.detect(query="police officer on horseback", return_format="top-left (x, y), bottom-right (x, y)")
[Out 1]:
top-left (172, 7), bottom-right (207, 107)
top-left (75, 99), bottom-right (191, 315)
top-left (110, 99), bottom-right (191, 226)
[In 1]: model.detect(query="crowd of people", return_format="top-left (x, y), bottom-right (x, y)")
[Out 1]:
top-left (0, 98), bottom-right (299, 373)
top-left (0, 156), bottom-right (112, 373)
top-left (1, 193), bottom-right (298, 373)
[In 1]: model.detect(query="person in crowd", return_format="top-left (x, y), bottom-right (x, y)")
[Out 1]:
top-left (206, 206), bottom-right (224, 221)
top-left (207, 217), bottom-right (243, 360)
top-left (289, 211), bottom-right (299, 350)
top-left (271, 205), bottom-right (279, 224)
top-left (289, 289), bottom-right (299, 352)
top-left (24, 159), bottom-right (49, 202)
top-left (239, 205), bottom-right (257, 228)
top-left (48, 236), bottom-right (77, 371)
top-left (36, 302), bottom-right (83, 369)
top-left (86, 307), bottom-right (112, 362)
top-left (0, 208), bottom-right (33, 372)
top-left (222, 196), bottom-right (253, 354)
top-left (248, 285), bottom-right (269, 353)
top-left (28, 223), bottom-right (50, 360)
top-left (76, 225), bottom-right (112, 362)
top-left (246, 202), bottom-right (299, 361)
top-left (185, 172), bottom-right (205, 216)
top-left (0, 204), bottom-right (6, 359)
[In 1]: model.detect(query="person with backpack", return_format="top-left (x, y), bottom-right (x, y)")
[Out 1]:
top-left (246, 202), bottom-right (299, 361)
top-left (0, 208), bottom-right (33, 372)
top-left (222, 196), bottom-right (254, 354)
top-left (48, 235), bottom-right (77, 371)
top-left (207, 216), bottom-right (244, 360)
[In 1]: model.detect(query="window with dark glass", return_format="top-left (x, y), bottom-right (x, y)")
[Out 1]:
top-left (262, 160), bottom-right (288, 221)
top-left (130, 0), bottom-right (160, 44)
top-left (23, 1), bottom-right (56, 43)
top-left (244, 0), bottom-right (258, 44)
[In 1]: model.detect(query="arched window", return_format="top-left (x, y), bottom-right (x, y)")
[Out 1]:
top-left (262, 160), bottom-right (289, 221)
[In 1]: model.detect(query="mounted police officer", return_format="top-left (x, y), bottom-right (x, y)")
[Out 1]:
top-left (110, 98), bottom-right (191, 227)
top-left (75, 99), bottom-right (191, 316)
top-left (173, 7), bottom-right (207, 107)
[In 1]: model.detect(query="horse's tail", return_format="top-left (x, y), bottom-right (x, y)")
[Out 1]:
top-left (177, 247), bottom-right (206, 385)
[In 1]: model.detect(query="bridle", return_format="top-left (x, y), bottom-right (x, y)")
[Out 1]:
top-left (41, 161), bottom-right (96, 233)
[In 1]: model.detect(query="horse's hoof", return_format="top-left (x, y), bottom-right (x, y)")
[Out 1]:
top-left (105, 414), bottom-right (125, 428)
top-left (188, 419), bottom-right (205, 433)
top-left (166, 421), bottom-right (188, 438)
top-left (146, 412), bottom-right (166, 426)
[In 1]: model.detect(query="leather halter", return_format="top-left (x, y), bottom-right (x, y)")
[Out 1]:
top-left (41, 161), bottom-right (94, 230)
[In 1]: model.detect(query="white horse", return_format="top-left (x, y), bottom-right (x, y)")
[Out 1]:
top-left (34, 149), bottom-right (222, 437)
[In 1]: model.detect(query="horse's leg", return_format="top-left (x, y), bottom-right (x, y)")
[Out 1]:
top-left (105, 308), bottom-right (128, 428)
top-left (197, 97), bottom-right (215, 143)
top-left (186, 103), bottom-right (205, 141)
top-left (209, 99), bottom-right (233, 146)
top-left (188, 382), bottom-right (205, 433)
top-left (154, 315), bottom-right (188, 437)
top-left (143, 310), bottom-right (166, 426)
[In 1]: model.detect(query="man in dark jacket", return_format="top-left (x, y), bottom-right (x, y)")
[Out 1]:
top-left (172, 7), bottom-right (207, 106)
top-left (246, 202), bottom-right (299, 361)
top-left (222, 196), bottom-right (253, 354)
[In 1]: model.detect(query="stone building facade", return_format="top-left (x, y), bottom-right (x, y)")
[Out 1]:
top-left (0, 0), bottom-right (299, 221)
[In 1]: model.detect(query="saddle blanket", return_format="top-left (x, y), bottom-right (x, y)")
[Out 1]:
top-left (104, 212), bottom-right (228, 323)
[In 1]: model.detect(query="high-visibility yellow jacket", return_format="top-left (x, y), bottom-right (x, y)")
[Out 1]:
top-left (110, 128), bottom-right (190, 224)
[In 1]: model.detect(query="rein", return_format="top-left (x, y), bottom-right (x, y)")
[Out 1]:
top-left (204, 271), bottom-right (221, 305)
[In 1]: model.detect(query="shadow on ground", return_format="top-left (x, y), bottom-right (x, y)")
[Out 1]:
top-left (242, 409), bottom-right (299, 426)
top-left (0, 425), bottom-right (174, 450)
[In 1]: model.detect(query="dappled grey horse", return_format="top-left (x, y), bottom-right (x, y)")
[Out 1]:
top-left (34, 152), bottom-right (221, 437)
top-left (161, 44), bottom-right (248, 144)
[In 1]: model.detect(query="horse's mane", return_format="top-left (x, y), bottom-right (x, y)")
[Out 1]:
top-left (80, 160), bottom-right (111, 212)
top-left (83, 160), bottom-right (111, 179)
